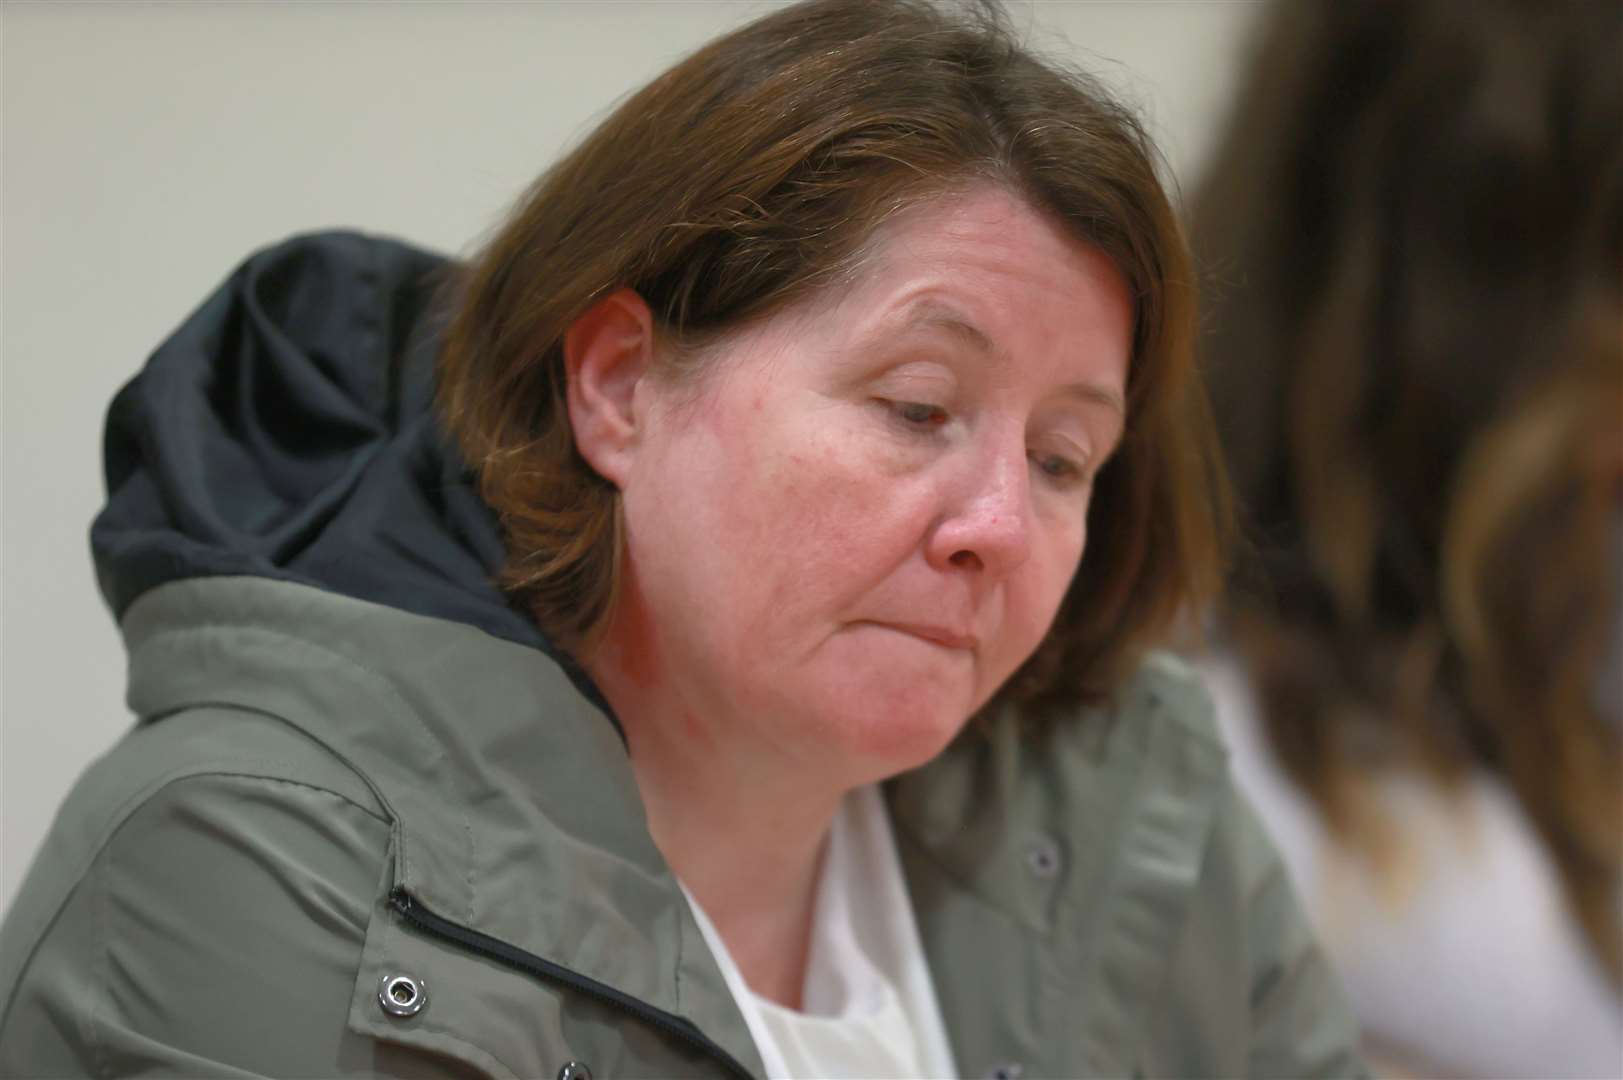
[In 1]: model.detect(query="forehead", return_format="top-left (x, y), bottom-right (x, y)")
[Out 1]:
top-left (675, 185), bottom-right (1133, 397)
top-left (823, 187), bottom-right (1134, 360)
top-left (855, 186), bottom-right (1114, 288)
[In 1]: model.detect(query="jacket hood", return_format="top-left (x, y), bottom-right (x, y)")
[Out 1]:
top-left (91, 231), bottom-right (555, 657)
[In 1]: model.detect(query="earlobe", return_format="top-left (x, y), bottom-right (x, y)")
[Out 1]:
top-left (563, 289), bottom-right (657, 489)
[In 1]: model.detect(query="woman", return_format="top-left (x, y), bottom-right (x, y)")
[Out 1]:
top-left (0, 1), bottom-right (1362, 1076)
top-left (1192, 0), bottom-right (1622, 1076)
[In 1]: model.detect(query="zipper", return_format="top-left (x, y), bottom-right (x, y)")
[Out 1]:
top-left (389, 887), bottom-right (756, 1080)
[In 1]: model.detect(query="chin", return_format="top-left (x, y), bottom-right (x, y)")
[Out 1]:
top-left (814, 681), bottom-right (977, 780)
top-left (766, 635), bottom-right (985, 780)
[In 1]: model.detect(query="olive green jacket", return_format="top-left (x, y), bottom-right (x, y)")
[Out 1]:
top-left (0, 233), bottom-right (1363, 1078)
top-left (0, 575), bottom-right (1366, 1079)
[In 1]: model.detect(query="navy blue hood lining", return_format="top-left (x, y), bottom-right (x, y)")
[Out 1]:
top-left (91, 230), bottom-right (612, 723)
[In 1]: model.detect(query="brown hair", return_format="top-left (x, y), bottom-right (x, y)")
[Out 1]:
top-left (439, 0), bottom-right (1231, 714)
top-left (1193, 0), bottom-right (1622, 980)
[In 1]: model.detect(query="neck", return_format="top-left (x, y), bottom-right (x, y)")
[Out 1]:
top-left (585, 634), bottom-right (842, 1010)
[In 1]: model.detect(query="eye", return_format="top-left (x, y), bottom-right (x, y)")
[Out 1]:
top-left (887, 400), bottom-right (949, 428)
top-left (1031, 450), bottom-right (1089, 489)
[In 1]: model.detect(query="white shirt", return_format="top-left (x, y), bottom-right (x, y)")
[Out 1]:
top-left (683, 785), bottom-right (959, 1080)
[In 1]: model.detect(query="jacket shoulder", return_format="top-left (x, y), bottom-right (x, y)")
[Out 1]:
top-left (1116, 648), bottom-right (1228, 750)
top-left (0, 706), bottom-right (479, 1077)
top-left (890, 651), bottom-right (1367, 1077)
top-left (8, 703), bottom-right (387, 906)
top-left (1122, 654), bottom-right (1369, 1078)
top-left (0, 707), bottom-right (394, 1068)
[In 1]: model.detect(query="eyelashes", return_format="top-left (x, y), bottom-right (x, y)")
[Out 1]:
top-left (1034, 453), bottom-right (1085, 485)
top-left (891, 400), bottom-right (949, 428)
top-left (877, 398), bottom-right (1092, 490)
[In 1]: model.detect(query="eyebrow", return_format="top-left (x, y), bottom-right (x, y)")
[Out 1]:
top-left (889, 299), bottom-right (1127, 418)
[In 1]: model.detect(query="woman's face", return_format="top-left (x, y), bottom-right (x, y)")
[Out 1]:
top-left (612, 186), bottom-right (1132, 784)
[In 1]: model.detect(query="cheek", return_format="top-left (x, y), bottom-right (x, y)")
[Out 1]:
top-left (662, 410), bottom-right (905, 634)
top-left (1003, 523), bottom-right (1087, 660)
top-left (738, 421), bottom-right (914, 563)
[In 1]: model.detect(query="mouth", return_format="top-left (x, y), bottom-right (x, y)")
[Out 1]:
top-left (862, 621), bottom-right (978, 651)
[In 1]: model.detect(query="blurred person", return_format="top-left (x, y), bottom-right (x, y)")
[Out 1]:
top-left (0, 2), bottom-right (1366, 1076)
top-left (1191, 0), bottom-right (1623, 1076)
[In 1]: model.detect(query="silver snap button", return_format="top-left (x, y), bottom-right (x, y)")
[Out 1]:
top-left (377, 972), bottom-right (427, 1018)
top-left (985, 1064), bottom-right (1023, 1080)
top-left (1025, 836), bottom-right (1061, 879)
top-left (557, 1062), bottom-right (594, 1080)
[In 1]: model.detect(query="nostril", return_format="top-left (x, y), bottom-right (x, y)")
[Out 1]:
top-left (950, 549), bottom-right (982, 569)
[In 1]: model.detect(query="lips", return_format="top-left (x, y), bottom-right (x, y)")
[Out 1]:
top-left (863, 621), bottom-right (978, 651)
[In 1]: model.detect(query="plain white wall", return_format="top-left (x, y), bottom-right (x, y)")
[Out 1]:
top-left (1, 0), bottom-right (1262, 913)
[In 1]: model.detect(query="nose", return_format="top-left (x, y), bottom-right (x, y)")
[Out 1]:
top-left (926, 437), bottom-right (1033, 579)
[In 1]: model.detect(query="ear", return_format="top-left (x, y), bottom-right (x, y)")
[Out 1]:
top-left (564, 288), bottom-right (657, 489)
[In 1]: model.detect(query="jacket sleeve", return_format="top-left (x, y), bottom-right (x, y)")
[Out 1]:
top-left (1227, 789), bottom-right (1370, 1080)
top-left (1138, 776), bottom-right (1370, 1080)
top-left (0, 771), bottom-right (470, 1078)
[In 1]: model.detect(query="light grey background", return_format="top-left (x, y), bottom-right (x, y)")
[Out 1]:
top-left (1, 0), bottom-right (1263, 912)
